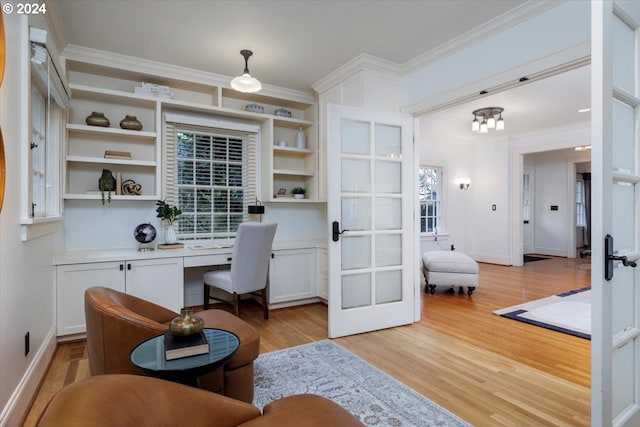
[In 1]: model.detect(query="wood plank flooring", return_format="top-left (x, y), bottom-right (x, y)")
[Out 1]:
top-left (22, 257), bottom-right (590, 427)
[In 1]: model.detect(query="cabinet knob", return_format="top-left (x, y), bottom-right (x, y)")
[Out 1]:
top-left (127, 263), bottom-right (131, 270)
top-left (119, 264), bottom-right (124, 271)
top-left (227, 257), bottom-right (232, 262)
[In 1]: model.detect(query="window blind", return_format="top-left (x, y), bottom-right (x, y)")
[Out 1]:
top-left (163, 113), bottom-right (258, 240)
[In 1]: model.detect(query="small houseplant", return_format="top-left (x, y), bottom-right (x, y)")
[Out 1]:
top-left (155, 200), bottom-right (182, 244)
top-left (291, 187), bottom-right (306, 199)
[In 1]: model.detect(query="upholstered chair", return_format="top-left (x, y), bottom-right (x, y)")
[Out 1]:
top-left (36, 374), bottom-right (365, 427)
top-left (84, 286), bottom-right (260, 403)
top-left (204, 222), bottom-right (277, 319)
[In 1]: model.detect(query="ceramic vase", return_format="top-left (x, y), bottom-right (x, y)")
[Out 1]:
top-left (85, 111), bottom-right (110, 127)
top-left (169, 307), bottom-right (204, 336)
top-left (165, 224), bottom-right (177, 244)
top-left (119, 115), bottom-right (143, 131)
top-left (296, 127), bottom-right (306, 149)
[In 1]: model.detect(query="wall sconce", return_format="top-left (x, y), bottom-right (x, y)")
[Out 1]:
top-left (458, 178), bottom-right (471, 190)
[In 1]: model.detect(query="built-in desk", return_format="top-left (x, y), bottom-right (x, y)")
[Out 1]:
top-left (53, 239), bottom-right (325, 340)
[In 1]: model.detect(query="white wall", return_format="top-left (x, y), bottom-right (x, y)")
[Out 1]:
top-left (524, 149), bottom-right (590, 256)
top-left (0, 9), bottom-right (62, 426)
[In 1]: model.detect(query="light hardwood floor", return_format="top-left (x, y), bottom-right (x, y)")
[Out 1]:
top-left (23, 257), bottom-right (590, 427)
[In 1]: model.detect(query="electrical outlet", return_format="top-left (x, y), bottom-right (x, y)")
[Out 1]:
top-left (25, 332), bottom-right (30, 356)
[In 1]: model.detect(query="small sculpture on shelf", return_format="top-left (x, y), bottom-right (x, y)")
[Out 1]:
top-left (121, 179), bottom-right (142, 196)
top-left (98, 169), bottom-right (116, 204)
top-left (119, 115), bottom-right (143, 131)
top-left (85, 111), bottom-right (110, 127)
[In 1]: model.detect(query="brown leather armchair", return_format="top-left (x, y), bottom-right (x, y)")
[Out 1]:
top-left (37, 375), bottom-right (364, 427)
top-left (84, 286), bottom-right (260, 403)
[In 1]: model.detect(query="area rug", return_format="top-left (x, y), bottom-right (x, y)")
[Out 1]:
top-left (253, 340), bottom-right (471, 427)
top-left (493, 287), bottom-right (591, 339)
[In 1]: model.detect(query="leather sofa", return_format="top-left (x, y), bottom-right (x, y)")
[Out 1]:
top-left (36, 374), bottom-right (365, 427)
top-left (84, 286), bottom-right (260, 403)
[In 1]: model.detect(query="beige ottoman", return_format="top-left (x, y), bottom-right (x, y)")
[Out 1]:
top-left (422, 250), bottom-right (479, 296)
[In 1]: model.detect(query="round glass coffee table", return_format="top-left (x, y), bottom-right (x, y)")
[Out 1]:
top-left (130, 328), bottom-right (239, 387)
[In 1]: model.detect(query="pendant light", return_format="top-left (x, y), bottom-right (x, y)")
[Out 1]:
top-left (471, 107), bottom-right (504, 133)
top-left (230, 49), bottom-right (262, 93)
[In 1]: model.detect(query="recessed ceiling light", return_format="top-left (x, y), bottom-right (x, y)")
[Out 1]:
top-left (578, 108), bottom-right (591, 113)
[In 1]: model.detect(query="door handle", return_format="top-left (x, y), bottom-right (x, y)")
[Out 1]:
top-left (332, 221), bottom-right (348, 242)
top-left (605, 234), bottom-right (638, 281)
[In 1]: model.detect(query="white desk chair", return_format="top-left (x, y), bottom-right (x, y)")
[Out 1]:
top-left (203, 222), bottom-right (277, 319)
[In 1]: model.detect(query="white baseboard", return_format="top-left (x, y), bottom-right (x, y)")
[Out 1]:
top-left (472, 254), bottom-right (512, 266)
top-left (0, 326), bottom-right (57, 427)
top-left (533, 248), bottom-right (567, 257)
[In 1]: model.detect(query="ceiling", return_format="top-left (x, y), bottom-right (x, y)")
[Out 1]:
top-left (54, 0), bottom-right (524, 92)
top-left (421, 65), bottom-right (591, 140)
top-left (53, 1), bottom-right (588, 138)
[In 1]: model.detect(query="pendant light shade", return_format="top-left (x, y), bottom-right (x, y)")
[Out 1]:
top-left (230, 49), bottom-right (262, 93)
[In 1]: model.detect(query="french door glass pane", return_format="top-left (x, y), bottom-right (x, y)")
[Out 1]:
top-left (375, 270), bottom-right (402, 304)
top-left (375, 198), bottom-right (402, 230)
top-left (612, 268), bottom-right (634, 335)
top-left (342, 273), bottom-right (372, 309)
top-left (613, 15), bottom-right (635, 94)
top-left (341, 235), bottom-right (371, 270)
top-left (341, 159), bottom-right (371, 192)
top-left (612, 100), bottom-right (635, 173)
top-left (376, 234), bottom-right (401, 267)
top-left (375, 124), bottom-right (401, 157)
top-left (612, 182), bottom-right (635, 252)
top-left (342, 197), bottom-right (371, 231)
top-left (341, 119), bottom-right (369, 155)
top-left (375, 161), bottom-right (401, 193)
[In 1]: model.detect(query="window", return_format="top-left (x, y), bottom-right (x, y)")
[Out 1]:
top-left (418, 166), bottom-right (442, 234)
top-left (164, 114), bottom-right (258, 241)
top-left (576, 179), bottom-right (586, 227)
top-left (29, 38), bottom-right (68, 220)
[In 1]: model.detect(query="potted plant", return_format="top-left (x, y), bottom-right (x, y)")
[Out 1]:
top-left (155, 200), bottom-right (182, 244)
top-left (291, 187), bottom-right (306, 199)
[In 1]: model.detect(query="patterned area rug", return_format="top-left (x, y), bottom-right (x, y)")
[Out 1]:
top-left (253, 340), bottom-right (471, 427)
top-left (493, 287), bottom-right (591, 339)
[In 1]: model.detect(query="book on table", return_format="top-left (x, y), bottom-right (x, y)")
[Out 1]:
top-left (163, 330), bottom-right (209, 360)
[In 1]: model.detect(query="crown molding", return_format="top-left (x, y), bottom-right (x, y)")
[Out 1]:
top-left (62, 45), bottom-right (314, 105)
top-left (312, 53), bottom-right (401, 95)
top-left (43, 0), bottom-right (68, 60)
top-left (401, 0), bottom-right (563, 74)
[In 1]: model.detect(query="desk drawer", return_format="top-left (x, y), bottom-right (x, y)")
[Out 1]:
top-left (184, 253), bottom-right (233, 268)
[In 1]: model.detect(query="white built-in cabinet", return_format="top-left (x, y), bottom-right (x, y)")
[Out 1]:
top-left (317, 247), bottom-right (328, 300)
top-left (63, 52), bottom-right (318, 202)
top-left (269, 248), bottom-right (317, 304)
top-left (56, 257), bottom-right (184, 337)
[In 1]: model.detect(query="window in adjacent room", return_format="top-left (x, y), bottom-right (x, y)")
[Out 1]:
top-left (576, 179), bottom-right (586, 227)
top-left (164, 115), bottom-right (258, 241)
top-left (418, 166), bottom-right (442, 234)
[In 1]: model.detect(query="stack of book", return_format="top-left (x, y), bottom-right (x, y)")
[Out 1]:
top-left (163, 330), bottom-right (210, 360)
top-left (104, 150), bottom-right (132, 160)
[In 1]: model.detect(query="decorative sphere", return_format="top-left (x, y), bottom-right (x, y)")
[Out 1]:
top-left (134, 223), bottom-right (156, 244)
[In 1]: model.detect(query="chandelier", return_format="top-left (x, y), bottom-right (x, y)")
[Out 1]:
top-left (471, 107), bottom-right (504, 133)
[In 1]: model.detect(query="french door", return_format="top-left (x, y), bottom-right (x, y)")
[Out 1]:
top-left (326, 104), bottom-right (415, 338)
top-left (591, 1), bottom-right (640, 425)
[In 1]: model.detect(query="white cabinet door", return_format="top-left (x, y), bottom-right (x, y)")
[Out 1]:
top-left (269, 248), bottom-right (316, 304)
top-left (317, 247), bottom-right (328, 300)
top-left (125, 257), bottom-right (184, 312)
top-left (56, 261), bottom-right (126, 336)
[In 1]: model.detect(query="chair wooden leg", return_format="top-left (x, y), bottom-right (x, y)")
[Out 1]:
top-left (232, 292), bottom-right (240, 317)
top-left (261, 288), bottom-right (269, 320)
top-left (203, 283), bottom-right (210, 309)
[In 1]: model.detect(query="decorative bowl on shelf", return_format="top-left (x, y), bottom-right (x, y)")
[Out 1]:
top-left (245, 103), bottom-right (264, 114)
top-left (274, 108), bottom-right (292, 118)
top-left (85, 111), bottom-right (110, 127)
top-left (119, 115), bottom-right (143, 131)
